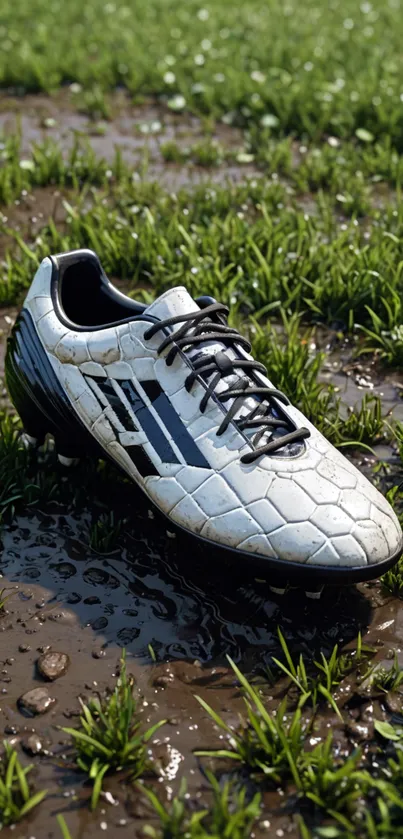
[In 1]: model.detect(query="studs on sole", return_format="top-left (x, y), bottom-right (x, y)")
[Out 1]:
top-left (269, 583), bottom-right (325, 599)
top-left (305, 587), bottom-right (324, 600)
top-left (57, 454), bottom-right (80, 467)
top-left (269, 585), bottom-right (288, 596)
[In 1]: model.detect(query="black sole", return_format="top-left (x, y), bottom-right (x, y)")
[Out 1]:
top-left (6, 309), bottom-right (403, 588)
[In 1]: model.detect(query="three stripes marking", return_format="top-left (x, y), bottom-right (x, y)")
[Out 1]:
top-left (85, 375), bottom-right (209, 475)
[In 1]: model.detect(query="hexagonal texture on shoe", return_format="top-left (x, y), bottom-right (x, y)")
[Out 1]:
top-left (5, 249), bottom-right (402, 584)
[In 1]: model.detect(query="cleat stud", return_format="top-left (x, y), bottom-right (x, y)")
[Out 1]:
top-left (269, 585), bottom-right (287, 596)
top-left (305, 587), bottom-right (324, 600)
top-left (58, 454), bottom-right (80, 467)
top-left (21, 432), bottom-right (39, 449)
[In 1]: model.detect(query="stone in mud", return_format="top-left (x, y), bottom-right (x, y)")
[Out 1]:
top-left (153, 674), bottom-right (174, 688)
top-left (22, 733), bottom-right (45, 755)
top-left (4, 725), bottom-right (19, 736)
top-left (346, 720), bottom-right (373, 742)
top-left (385, 692), bottom-right (403, 714)
top-left (18, 687), bottom-right (56, 716)
top-left (37, 651), bottom-right (70, 681)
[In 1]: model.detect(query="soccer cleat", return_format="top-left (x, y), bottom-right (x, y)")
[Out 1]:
top-left (5, 249), bottom-right (403, 585)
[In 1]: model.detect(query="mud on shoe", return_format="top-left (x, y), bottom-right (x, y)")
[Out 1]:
top-left (5, 249), bottom-right (403, 588)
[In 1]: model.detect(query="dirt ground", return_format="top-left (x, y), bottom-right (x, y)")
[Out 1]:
top-left (0, 91), bottom-right (261, 189)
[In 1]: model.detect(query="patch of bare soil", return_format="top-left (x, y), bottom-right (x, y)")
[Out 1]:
top-left (0, 186), bottom-right (67, 262)
top-left (0, 91), bottom-right (262, 189)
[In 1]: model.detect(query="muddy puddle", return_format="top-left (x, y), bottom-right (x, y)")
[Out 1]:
top-left (0, 461), bottom-right (397, 839)
top-left (0, 92), bottom-right (261, 189)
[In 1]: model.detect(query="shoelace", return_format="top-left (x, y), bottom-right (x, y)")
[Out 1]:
top-left (144, 302), bottom-right (310, 463)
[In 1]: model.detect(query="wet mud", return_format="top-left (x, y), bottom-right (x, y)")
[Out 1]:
top-left (0, 92), bottom-right (261, 189)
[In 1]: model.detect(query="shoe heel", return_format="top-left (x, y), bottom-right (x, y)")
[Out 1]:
top-left (5, 309), bottom-right (95, 462)
top-left (9, 384), bottom-right (47, 447)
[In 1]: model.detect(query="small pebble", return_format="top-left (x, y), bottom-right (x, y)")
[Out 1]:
top-left (4, 725), bottom-right (19, 736)
top-left (385, 693), bottom-right (403, 714)
top-left (18, 687), bottom-right (56, 716)
top-left (37, 651), bottom-right (70, 681)
top-left (19, 644), bottom-right (31, 653)
top-left (153, 675), bottom-right (172, 688)
top-left (22, 733), bottom-right (45, 755)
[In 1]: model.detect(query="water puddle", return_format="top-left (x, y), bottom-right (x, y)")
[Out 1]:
top-left (0, 92), bottom-right (261, 189)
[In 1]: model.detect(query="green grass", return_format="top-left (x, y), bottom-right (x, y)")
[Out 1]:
top-left (57, 814), bottom-right (73, 839)
top-left (61, 652), bottom-right (166, 808)
top-left (2, 130), bottom-right (403, 354)
top-left (2, 0), bottom-right (403, 150)
top-left (270, 629), bottom-right (370, 718)
top-left (140, 774), bottom-right (261, 839)
top-left (382, 559), bottom-right (403, 597)
top-left (193, 658), bottom-right (392, 835)
top-left (367, 653), bottom-right (403, 694)
top-left (297, 737), bottom-right (367, 831)
top-left (1, 143), bottom-right (403, 337)
top-left (195, 657), bottom-right (307, 784)
top-left (88, 510), bottom-right (124, 554)
top-left (0, 743), bottom-right (46, 827)
top-left (0, 134), bottom-right (113, 206)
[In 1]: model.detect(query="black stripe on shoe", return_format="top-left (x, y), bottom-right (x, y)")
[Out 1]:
top-left (87, 376), bottom-right (138, 431)
top-left (125, 445), bottom-right (159, 477)
top-left (141, 380), bottom-right (209, 469)
top-left (120, 379), bottom-right (180, 465)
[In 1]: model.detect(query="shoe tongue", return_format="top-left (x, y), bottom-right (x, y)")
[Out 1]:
top-left (145, 286), bottom-right (200, 322)
top-left (145, 285), bottom-right (228, 361)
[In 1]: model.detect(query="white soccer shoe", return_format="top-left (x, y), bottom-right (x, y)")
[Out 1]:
top-left (6, 249), bottom-right (402, 591)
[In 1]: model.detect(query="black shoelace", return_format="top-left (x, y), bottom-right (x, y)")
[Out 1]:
top-left (144, 302), bottom-right (310, 463)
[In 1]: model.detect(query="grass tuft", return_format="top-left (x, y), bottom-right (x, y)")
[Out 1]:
top-left (0, 743), bottom-right (47, 827)
top-left (61, 652), bottom-right (166, 809)
top-left (297, 736), bottom-right (368, 830)
top-left (272, 629), bottom-right (369, 718)
top-left (140, 773), bottom-right (261, 839)
top-left (88, 511), bottom-right (124, 554)
top-left (382, 556), bottom-right (403, 599)
top-left (195, 656), bottom-right (306, 784)
top-left (368, 653), bottom-right (403, 694)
